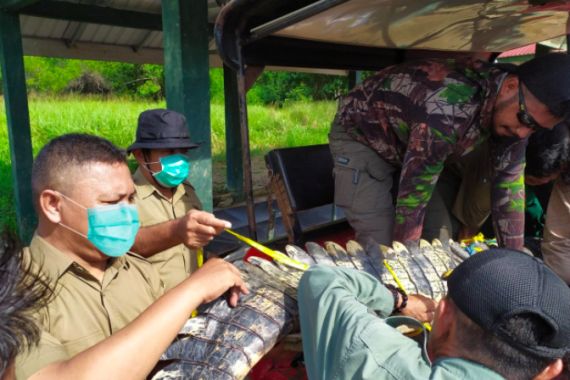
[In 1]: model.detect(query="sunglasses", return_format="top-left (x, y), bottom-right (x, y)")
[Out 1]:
top-left (517, 85), bottom-right (543, 131)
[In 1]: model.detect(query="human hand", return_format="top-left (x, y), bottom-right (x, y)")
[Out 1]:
top-left (188, 257), bottom-right (249, 307)
top-left (400, 294), bottom-right (437, 323)
top-left (176, 210), bottom-right (231, 249)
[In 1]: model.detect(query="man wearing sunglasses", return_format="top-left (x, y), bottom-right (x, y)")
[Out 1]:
top-left (128, 109), bottom-right (231, 290)
top-left (330, 53), bottom-right (570, 251)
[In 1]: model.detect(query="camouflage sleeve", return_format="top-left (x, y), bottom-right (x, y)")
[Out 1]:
top-left (393, 122), bottom-right (454, 243)
top-left (490, 137), bottom-right (527, 249)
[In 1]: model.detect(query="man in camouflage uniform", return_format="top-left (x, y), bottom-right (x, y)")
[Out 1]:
top-left (330, 53), bottom-right (570, 249)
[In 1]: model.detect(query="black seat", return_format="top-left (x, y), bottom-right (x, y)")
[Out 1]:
top-left (265, 144), bottom-right (344, 243)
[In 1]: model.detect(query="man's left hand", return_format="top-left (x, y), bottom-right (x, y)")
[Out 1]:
top-left (400, 294), bottom-right (437, 323)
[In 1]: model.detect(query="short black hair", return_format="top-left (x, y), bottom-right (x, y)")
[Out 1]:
top-left (0, 233), bottom-right (51, 376)
top-left (453, 300), bottom-right (557, 380)
top-left (525, 123), bottom-right (570, 178)
top-left (31, 133), bottom-right (127, 204)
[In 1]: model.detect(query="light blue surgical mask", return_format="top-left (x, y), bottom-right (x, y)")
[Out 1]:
top-left (145, 154), bottom-right (190, 188)
top-left (58, 193), bottom-right (140, 258)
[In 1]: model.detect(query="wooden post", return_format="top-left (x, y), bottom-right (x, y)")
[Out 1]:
top-left (223, 64), bottom-right (244, 199)
top-left (0, 10), bottom-right (36, 242)
top-left (161, 0), bottom-right (213, 211)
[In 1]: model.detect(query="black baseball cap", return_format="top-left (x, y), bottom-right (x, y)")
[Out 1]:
top-left (127, 109), bottom-right (199, 153)
top-left (516, 53), bottom-right (570, 119)
top-left (448, 248), bottom-right (570, 358)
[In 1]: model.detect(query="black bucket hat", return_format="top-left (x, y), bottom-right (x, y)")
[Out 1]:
top-left (127, 109), bottom-right (199, 153)
top-left (448, 248), bottom-right (570, 359)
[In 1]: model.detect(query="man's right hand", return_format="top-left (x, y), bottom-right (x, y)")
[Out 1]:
top-left (187, 258), bottom-right (249, 307)
top-left (175, 210), bottom-right (231, 249)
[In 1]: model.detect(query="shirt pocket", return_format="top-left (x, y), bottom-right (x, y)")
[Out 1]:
top-left (61, 329), bottom-right (107, 357)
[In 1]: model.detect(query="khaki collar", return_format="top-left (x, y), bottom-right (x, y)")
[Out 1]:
top-left (29, 235), bottom-right (74, 282)
top-left (132, 167), bottom-right (157, 200)
top-left (28, 235), bottom-right (128, 284)
top-left (132, 167), bottom-right (187, 204)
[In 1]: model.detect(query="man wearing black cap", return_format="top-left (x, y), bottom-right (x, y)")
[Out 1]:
top-left (299, 249), bottom-right (570, 380)
top-left (330, 53), bottom-right (570, 251)
top-left (128, 109), bottom-right (231, 290)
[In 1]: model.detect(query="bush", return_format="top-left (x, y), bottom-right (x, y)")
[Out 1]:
top-left (66, 71), bottom-right (111, 95)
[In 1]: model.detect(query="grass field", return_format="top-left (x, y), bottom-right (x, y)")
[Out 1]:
top-left (0, 97), bottom-right (336, 232)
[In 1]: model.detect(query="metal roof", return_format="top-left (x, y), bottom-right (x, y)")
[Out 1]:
top-left (12, 0), bottom-right (570, 70)
top-left (17, 0), bottom-right (223, 65)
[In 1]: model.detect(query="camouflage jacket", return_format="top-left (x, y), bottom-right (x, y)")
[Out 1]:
top-left (337, 59), bottom-right (526, 249)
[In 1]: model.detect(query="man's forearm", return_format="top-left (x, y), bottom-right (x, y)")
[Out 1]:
top-left (131, 220), bottom-right (182, 257)
top-left (491, 176), bottom-right (525, 249)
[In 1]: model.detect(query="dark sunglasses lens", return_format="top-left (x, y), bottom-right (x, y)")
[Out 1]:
top-left (517, 111), bottom-right (539, 131)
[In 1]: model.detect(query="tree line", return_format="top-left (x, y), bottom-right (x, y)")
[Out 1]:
top-left (0, 57), bottom-right (350, 105)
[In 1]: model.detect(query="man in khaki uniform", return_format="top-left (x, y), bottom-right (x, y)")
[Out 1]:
top-left (16, 133), bottom-right (247, 379)
top-left (542, 178), bottom-right (570, 284)
top-left (128, 109), bottom-right (230, 290)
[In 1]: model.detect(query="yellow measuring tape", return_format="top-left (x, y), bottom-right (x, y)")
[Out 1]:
top-left (383, 259), bottom-right (408, 295)
top-left (225, 229), bottom-right (309, 271)
top-left (383, 259), bottom-right (432, 332)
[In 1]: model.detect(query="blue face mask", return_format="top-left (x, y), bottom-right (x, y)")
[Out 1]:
top-left (146, 154), bottom-right (190, 188)
top-left (58, 193), bottom-right (140, 258)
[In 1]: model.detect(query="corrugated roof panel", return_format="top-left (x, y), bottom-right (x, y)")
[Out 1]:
top-left (46, 20), bottom-right (69, 39)
top-left (112, 27), bottom-right (134, 45)
top-left (146, 31), bottom-right (163, 49)
top-left (112, 28), bottom-right (137, 45)
top-left (78, 23), bottom-right (100, 42)
top-left (21, 15), bottom-right (46, 36)
top-left (60, 0), bottom-right (161, 13)
top-left (498, 44), bottom-right (536, 58)
top-left (90, 24), bottom-right (113, 43)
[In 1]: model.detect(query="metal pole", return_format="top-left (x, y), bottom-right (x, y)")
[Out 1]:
top-left (161, 0), bottom-right (213, 211)
top-left (224, 64), bottom-right (244, 198)
top-left (0, 10), bottom-right (36, 242)
top-left (235, 40), bottom-right (257, 239)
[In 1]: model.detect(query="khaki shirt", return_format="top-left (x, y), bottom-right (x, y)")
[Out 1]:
top-left (542, 179), bottom-right (570, 284)
top-left (132, 168), bottom-right (203, 291)
top-left (16, 236), bottom-right (164, 379)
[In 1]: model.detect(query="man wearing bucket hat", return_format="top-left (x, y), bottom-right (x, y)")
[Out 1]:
top-left (299, 248), bottom-right (570, 379)
top-left (128, 109), bottom-right (231, 290)
top-left (330, 53), bottom-right (570, 251)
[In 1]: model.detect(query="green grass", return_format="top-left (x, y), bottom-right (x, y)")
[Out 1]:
top-left (0, 96), bottom-right (336, 232)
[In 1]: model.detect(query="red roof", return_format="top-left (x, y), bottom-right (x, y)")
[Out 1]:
top-left (498, 44), bottom-right (536, 58)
